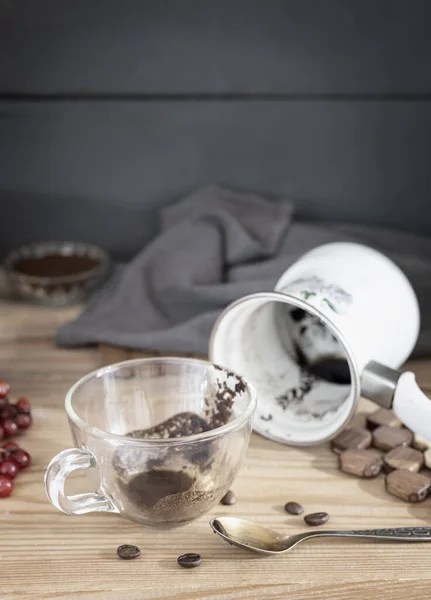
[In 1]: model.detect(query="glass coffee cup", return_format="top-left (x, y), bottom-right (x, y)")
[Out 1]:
top-left (45, 358), bottom-right (256, 525)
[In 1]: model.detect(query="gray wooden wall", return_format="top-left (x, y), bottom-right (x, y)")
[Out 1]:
top-left (0, 0), bottom-right (430, 258)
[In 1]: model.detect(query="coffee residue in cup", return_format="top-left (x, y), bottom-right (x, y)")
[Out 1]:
top-left (12, 254), bottom-right (100, 278)
top-left (120, 467), bottom-right (224, 521)
top-left (125, 370), bottom-right (242, 441)
top-left (125, 468), bottom-right (194, 508)
top-left (112, 374), bottom-right (245, 522)
top-left (127, 412), bottom-right (210, 440)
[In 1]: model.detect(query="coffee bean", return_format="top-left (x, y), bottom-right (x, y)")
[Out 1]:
top-left (303, 512), bottom-right (329, 526)
top-left (339, 449), bottom-right (383, 478)
top-left (117, 544), bottom-right (140, 560)
top-left (331, 427), bottom-right (372, 454)
top-left (383, 446), bottom-right (424, 473)
top-left (372, 426), bottom-right (413, 452)
top-left (284, 501), bottom-right (304, 515)
top-left (385, 469), bottom-right (431, 502)
top-left (220, 490), bottom-right (236, 506)
top-left (366, 408), bottom-right (402, 431)
top-left (177, 553), bottom-right (202, 568)
top-left (414, 433), bottom-right (431, 452)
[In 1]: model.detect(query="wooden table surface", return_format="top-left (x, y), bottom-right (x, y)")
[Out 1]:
top-left (2, 295), bottom-right (431, 600)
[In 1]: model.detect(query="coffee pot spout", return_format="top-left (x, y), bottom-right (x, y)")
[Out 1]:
top-left (361, 362), bottom-right (431, 440)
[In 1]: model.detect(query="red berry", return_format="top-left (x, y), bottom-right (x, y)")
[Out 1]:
top-left (0, 474), bottom-right (13, 497)
top-left (0, 459), bottom-right (19, 479)
top-left (15, 413), bottom-right (32, 430)
top-left (0, 424), bottom-right (4, 441)
top-left (12, 449), bottom-right (31, 469)
top-left (2, 441), bottom-right (19, 451)
top-left (0, 396), bottom-right (9, 408)
top-left (0, 380), bottom-right (10, 400)
top-left (16, 397), bottom-right (31, 413)
top-left (2, 419), bottom-right (18, 438)
top-left (0, 405), bottom-right (17, 421)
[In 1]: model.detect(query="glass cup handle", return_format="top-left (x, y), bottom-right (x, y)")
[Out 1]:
top-left (44, 448), bottom-right (118, 515)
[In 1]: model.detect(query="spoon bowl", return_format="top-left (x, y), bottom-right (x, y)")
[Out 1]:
top-left (210, 516), bottom-right (288, 554)
top-left (210, 516), bottom-right (431, 555)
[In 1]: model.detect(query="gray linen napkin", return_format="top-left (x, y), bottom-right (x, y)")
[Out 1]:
top-left (56, 185), bottom-right (431, 356)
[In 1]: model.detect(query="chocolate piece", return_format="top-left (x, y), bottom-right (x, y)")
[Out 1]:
top-left (220, 490), bottom-right (236, 506)
top-left (117, 544), bottom-right (140, 560)
top-left (372, 426), bottom-right (413, 452)
top-left (303, 512), bottom-right (329, 526)
top-left (385, 469), bottom-right (431, 502)
top-left (383, 446), bottom-right (424, 473)
top-left (414, 433), bottom-right (431, 452)
top-left (339, 449), bottom-right (383, 478)
top-left (284, 501), bottom-right (304, 515)
top-left (177, 553), bottom-right (202, 568)
top-left (331, 427), bottom-right (372, 454)
top-left (366, 408), bottom-right (402, 431)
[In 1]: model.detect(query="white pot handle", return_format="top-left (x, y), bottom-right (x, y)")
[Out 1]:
top-left (44, 448), bottom-right (118, 515)
top-left (361, 361), bottom-right (431, 440)
top-left (393, 372), bottom-right (431, 440)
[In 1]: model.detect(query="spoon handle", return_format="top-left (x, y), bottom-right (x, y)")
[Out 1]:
top-left (304, 527), bottom-right (431, 542)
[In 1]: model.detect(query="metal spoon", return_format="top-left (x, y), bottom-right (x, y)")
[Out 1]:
top-left (210, 516), bottom-right (431, 555)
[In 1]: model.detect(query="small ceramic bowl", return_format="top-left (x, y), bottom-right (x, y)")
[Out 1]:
top-left (4, 241), bottom-right (111, 306)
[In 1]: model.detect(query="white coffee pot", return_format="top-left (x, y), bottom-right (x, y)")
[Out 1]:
top-left (209, 242), bottom-right (431, 445)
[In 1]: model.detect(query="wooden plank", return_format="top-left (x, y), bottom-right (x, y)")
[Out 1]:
top-left (2, 298), bottom-right (431, 598)
top-left (1, 0), bottom-right (431, 95)
top-left (1, 99), bottom-right (431, 262)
